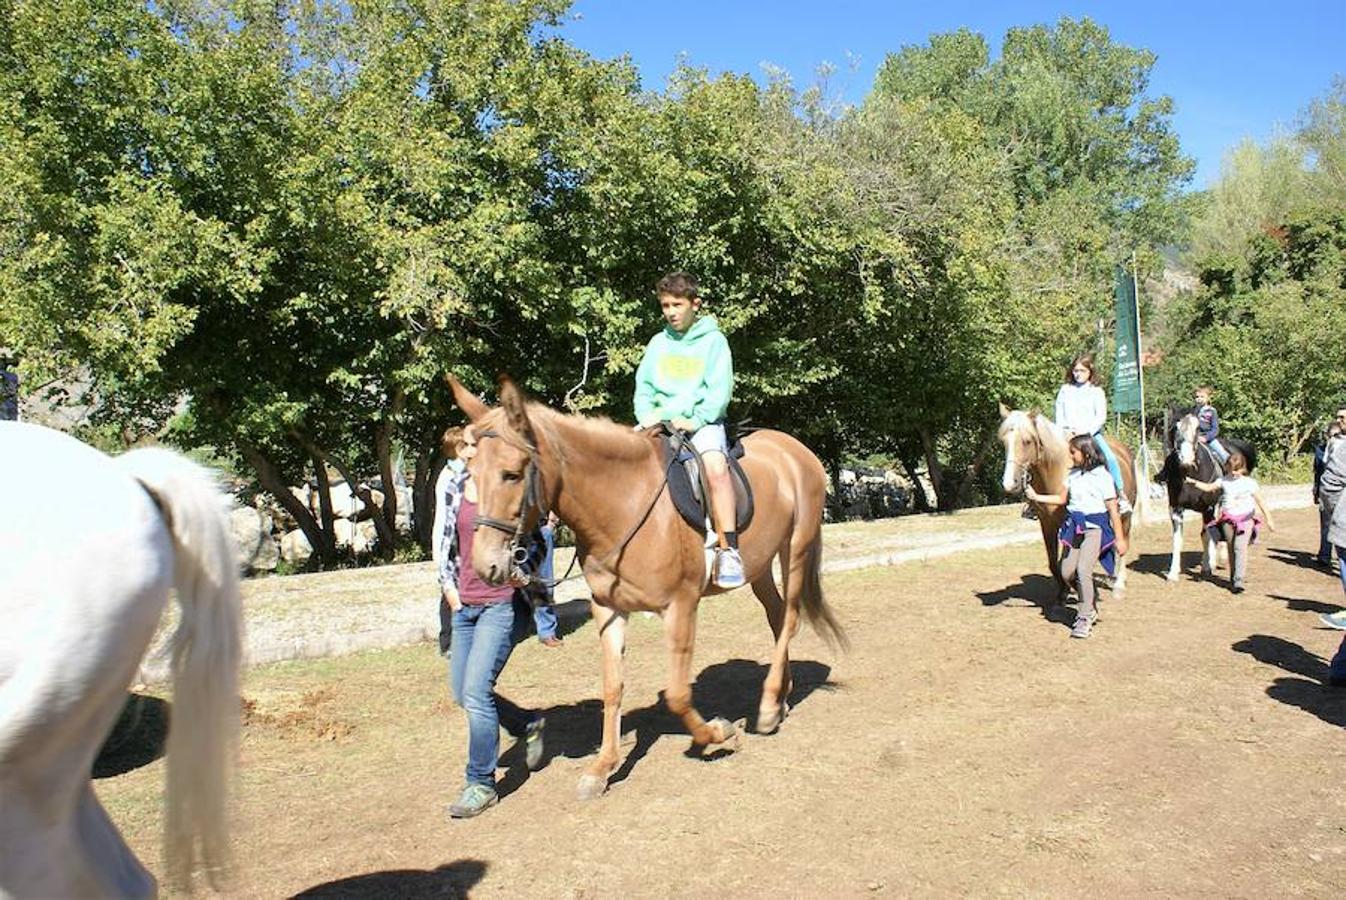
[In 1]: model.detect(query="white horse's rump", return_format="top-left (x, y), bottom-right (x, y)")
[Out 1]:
top-left (0, 423), bottom-right (242, 898)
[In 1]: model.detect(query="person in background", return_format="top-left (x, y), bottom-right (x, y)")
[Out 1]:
top-left (0, 351), bottom-right (18, 422)
top-left (1192, 386), bottom-right (1230, 466)
top-left (1186, 447), bottom-right (1277, 595)
top-left (1317, 481), bottom-right (1346, 682)
top-left (1315, 409), bottom-right (1346, 569)
top-left (433, 426), bottom-right (467, 657)
top-left (531, 512), bottom-right (563, 648)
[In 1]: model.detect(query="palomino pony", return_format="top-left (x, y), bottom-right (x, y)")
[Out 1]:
top-left (449, 376), bottom-right (846, 800)
top-left (997, 404), bottom-right (1141, 602)
top-left (1, 423), bottom-right (242, 898)
top-left (1154, 406), bottom-right (1254, 582)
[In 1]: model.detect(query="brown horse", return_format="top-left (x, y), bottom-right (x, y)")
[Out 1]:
top-left (997, 404), bottom-right (1141, 602)
top-left (449, 376), bottom-right (846, 800)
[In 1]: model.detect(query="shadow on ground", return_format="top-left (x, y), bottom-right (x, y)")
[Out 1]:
top-left (976, 573), bottom-right (1080, 629)
top-left (1265, 546), bottom-right (1335, 573)
top-left (1231, 634), bottom-right (1346, 728)
top-left (1267, 593), bottom-right (1343, 616)
top-left (496, 658), bottom-right (835, 798)
top-left (291, 859), bottom-right (487, 898)
top-left (1130, 551), bottom-right (1207, 580)
top-left (93, 694), bottom-right (169, 779)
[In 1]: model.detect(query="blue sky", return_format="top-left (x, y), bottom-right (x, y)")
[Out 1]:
top-left (560, 1), bottom-right (1345, 190)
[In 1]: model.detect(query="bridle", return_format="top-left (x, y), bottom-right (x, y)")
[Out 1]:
top-left (470, 421), bottom-right (686, 588)
top-left (470, 428), bottom-right (549, 572)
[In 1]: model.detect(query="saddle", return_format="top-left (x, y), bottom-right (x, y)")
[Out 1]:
top-left (661, 427), bottom-right (755, 535)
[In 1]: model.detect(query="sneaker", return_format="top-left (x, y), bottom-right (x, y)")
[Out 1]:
top-left (448, 783), bottom-right (498, 819)
top-left (1070, 613), bottom-right (1095, 639)
top-left (716, 548), bottom-right (746, 589)
top-left (524, 717), bottom-right (546, 771)
top-left (1319, 611), bottom-right (1346, 631)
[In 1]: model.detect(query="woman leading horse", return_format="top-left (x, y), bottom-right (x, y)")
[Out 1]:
top-left (448, 376), bottom-right (846, 800)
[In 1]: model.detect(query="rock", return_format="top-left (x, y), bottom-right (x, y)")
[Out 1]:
top-left (230, 506), bottom-right (277, 571)
top-left (328, 481), bottom-right (365, 519)
top-left (280, 528), bottom-right (313, 565)
top-left (352, 520), bottom-right (379, 554)
top-left (332, 518), bottom-right (357, 548)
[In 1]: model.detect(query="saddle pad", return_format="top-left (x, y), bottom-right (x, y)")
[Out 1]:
top-left (663, 436), bottom-right (755, 534)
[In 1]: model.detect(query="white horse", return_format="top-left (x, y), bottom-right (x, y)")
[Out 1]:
top-left (1, 423), bottom-right (242, 898)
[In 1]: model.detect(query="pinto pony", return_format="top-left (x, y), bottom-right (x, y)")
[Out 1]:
top-left (0, 423), bottom-right (242, 898)
top-left (449, 376), bottom-right (846, 800)
top-left (1154, 406), bottom-right (1255, 582)
top-left (997, 404), bottom-right (1141, 602)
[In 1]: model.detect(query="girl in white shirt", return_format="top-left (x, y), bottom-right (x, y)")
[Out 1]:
top-left (1054, 354), bottom-right (1128, 510)
top-left (1187, 448), bottom-right (1276, 594)
top-left (1026, 435), bottom-right (1130, 639)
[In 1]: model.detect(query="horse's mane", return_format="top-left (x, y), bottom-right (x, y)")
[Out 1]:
top-left (479, 401), bottom-right (654, 466)
top-left (999, 408), bottom-right (1069, 469)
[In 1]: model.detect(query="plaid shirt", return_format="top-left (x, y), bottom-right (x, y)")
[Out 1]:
top-left (437, 469), bottom-right (547, 596)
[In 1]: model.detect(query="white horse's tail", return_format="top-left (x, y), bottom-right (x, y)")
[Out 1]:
top-left (117, 448), bottom-right (242, 891)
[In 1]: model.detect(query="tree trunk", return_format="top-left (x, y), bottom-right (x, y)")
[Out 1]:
top-left (312, 453), bottom-right (336, 553)
top-left (292, 432), bottom-right (396, 561)
top-left (413, 448), bottom-right (434, 555)
top-left (899, 455), bottom-right (933, 513)
top-left (374, 420), bottom-right (399, 540)
top-left (239, 441), bottom-right (336, 566)
top-left (918, 426), bottom-right (951, 511)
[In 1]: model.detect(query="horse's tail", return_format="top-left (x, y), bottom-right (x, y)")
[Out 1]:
top-left (117, 448), bottom-right (242, 891)
top-left (1129, 453), bottom-right (1147, 538)
top-left (799, 534), bottom-right (849, 652)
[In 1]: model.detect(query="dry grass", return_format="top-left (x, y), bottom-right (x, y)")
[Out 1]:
top-left (98, 506), bottom-right (1346, 898)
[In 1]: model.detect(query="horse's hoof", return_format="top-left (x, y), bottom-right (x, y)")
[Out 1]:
top-left (756, 706), bottom-right (782, 735)
top-left (576, 774), bottom-right (608, 801)
top-left (706, 716), bottom-right (745, 750)
top-left (1165, 572), bottom-right (1180, 583)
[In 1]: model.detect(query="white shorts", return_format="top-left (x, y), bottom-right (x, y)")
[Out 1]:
top-left (690, 423), bottom-right (728, 458)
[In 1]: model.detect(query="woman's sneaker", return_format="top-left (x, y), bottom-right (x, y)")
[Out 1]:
top-left (716, 548), bottom-right (745, 589)
top-left (1071, 613), bottom-right (1095, 639)
top-left (1319, 610), bottom-right (1346, 630)
top-left (448, 783), bottom-right (498, 819)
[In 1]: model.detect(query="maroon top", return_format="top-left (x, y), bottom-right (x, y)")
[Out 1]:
top-left (456, 497), bottom-right (514, 606)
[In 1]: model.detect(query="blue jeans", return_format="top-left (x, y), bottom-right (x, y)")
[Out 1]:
top-left (1092, 434), bottom-right (1124, 494)
top-left (1332, 550), bottom-right (1346, 685)
top-left (449, 600), bottom-right (535, 787)
top-left (533, 525), bottom-right (558, 640)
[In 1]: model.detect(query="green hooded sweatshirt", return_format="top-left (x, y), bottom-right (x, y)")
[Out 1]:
top-left (633, 315), bottom-right (733, 431)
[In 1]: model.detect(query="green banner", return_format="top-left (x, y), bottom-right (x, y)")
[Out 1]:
top-left (1112, 265), bottom-right (1141, 413)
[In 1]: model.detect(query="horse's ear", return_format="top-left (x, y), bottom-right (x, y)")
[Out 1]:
top-left (998, 402), bottom-right (1011, 419)
top-left (498, 375), bottom-right (536, 445)
top-left (447, 375), bottom-right (489, 422)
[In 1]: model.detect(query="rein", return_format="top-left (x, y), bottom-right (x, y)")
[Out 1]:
top-left (470, 423), bottom-right (682, 590)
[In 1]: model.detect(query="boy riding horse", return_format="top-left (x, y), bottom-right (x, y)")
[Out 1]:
top-left (633, 272), bottom-right (743, 588)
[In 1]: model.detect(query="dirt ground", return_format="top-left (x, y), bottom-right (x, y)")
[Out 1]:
top-left (98, 506), bottom-right (1346, 898)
